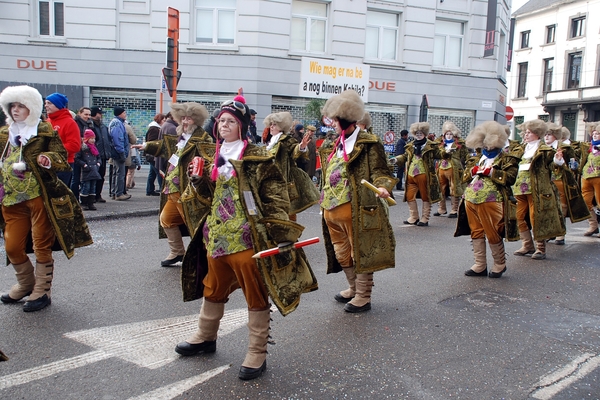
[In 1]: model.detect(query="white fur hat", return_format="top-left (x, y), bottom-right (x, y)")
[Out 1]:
top-left (0, 85), bottom-right (43, 127)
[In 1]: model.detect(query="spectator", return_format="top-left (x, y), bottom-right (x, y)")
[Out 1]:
top-left (72, 107), bottom-right (93, 201)
top-left (394, 129), bottom-right (408, 190)
top-left (156, 112), bottom-right (178, 178)
top-left (203, 108), bottom-right (219, 141)
top-left (108, 107), bottom-right (130, 200)
top-left (304, 124), bottom-right (318, 179)
top-left (125, 123), bottom-right (140, 190)
top-left (248, 109), bottom-right (258, 143)
top-left (90, 106), bottom-right (110, 203)
top-left (44, 92), bottom-right (80, 187)
top-left (75, 129), bottom-right (102, 210)
top-left (0, 85), bottom-right (92, 311)
top-left (145, 113), bottom-right (165, 196)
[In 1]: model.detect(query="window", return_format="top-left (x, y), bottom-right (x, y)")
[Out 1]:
top-left (545, 25), bottom-right (555, 44)
top-left (538, 115), bottom-right (549, 122)
top-left (291, 1), bottom-right (328, 53)
top-left (517, 62), bottom-right (528, 98)
top-left (542, 58), bottom-right (553, 93)
top-left (570, 16), bottom-right (585, 38)
top-left (567, 52), bottom-right (582, 89)
top-left (39, 1), bottom-right (64, 37)
top-left (195, 0), bottom-right (236, 44)
top-left (365, 11), bottom-right (399, 61)
top-left (433, 20), bottom-right (464, 68)
top-left (520, 30), bottom-right (530, 49)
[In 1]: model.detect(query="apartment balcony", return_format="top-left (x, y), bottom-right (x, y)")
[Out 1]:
top-left (543, 86), bottom-right (600, 107)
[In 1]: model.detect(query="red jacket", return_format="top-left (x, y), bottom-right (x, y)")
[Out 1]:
top-left (47, 109), bottom-right (81, 163)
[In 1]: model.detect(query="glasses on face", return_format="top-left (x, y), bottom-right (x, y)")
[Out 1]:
top-left (218, 118), bottom-right (238, 126)
top-left (221, 100), bottom-right (246, 115)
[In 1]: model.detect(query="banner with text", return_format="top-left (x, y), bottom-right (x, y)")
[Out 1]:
top-left (299, 57), bottom-right (370, 102)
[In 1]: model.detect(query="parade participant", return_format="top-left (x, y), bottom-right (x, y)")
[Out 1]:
top-left (263, 111), bottom-right (319, 217)
top-left (580, 122), bottom-right (600, 237)
top-left (393, 122), bottom-right (442, 226)
top-left (456, 121), bottom-right (519, 278)
top-left (0, 85), bottom-right (92, 311)
top-left (435, 121), bottom-right (468, 218)
top-left (74, 129), bottom-right (102, 211)
top-left (175, 98), bottom-right (317, 381)
top-left (545, 122), bottom-right (589, 245)
top-left (318, 90), bottom-right (397, 313)
top-left (134, 102), bottom-right (213, 267)
top-left (512, 119), bottom-right (565, 259)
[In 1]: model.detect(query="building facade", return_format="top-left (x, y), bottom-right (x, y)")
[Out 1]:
top-left (508, 0), bottom-right (600, 141)
top-left (1, 0), bottom-right (512, 144)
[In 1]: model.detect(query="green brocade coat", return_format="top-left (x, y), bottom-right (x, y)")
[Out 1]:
top-left (394, 140), bottom-right (443, 203)
top-left (552, 143), bottom-right (590, 223)
top-left (0, 122), bottom-right (93, 259)
top-left (438, 139), bottom-right (468, 197)
top-left (180, 143), bottom-right (318, 316)
top-left (318, 130), bottom-right (398, 275)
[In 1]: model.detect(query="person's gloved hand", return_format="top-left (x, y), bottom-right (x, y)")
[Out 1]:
top-left (470, 165), bottom-right (479, 175)
top-left (481, 167), bottom-right (492, 176)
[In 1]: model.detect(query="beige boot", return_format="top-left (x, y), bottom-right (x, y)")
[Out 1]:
top-left (23, 261), bottom-right (53, 312)
top-left (532, 240), bottom-right (546, 260)
top-left (175, 300), bottom-right (224, 356)
top-left (161, 226), bottom-right (186, 266)
top-left (435, 197), bottom-right (447, 216)
top-left (344, 273), bottom-right (373, 313)
top-left (488, 241), bottom-right (507, 278)
top-left (465, 238), bottom-right (487, 276)
top-left (1, 259), bottom-right (35, 303)
top-left (239, 308), bottom-right (271, 380)
top-left (403, 200), bottom-right (420, 224)
top-left (418, 201), bottom-right (432, 226)
top-left (334, 266), bottom-right (356, 303)
top-left (513, 230), bottom-right (535, 256)
top-left (584, 216), bottom-right (599, 236)
top-left (448, 196), bottom-right (460, 218)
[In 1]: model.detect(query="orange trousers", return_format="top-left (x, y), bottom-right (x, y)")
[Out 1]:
top-left (405, 173), bottom-right (429, 202)
top-left (515, 194), bottom-right (535, 233)
top-left (582, 176), bottom-right (600, 211)
top-left (465, 201), bottom-right (504, 244)
top-left (3, 196), bottom-right (55, 265)
top-left (203, 249), bottom-right (269, 311)
top-left (323, 202), bottom-right (354, 268)
top-left (159, 192), bottom-right (185, 228)
top-left (438, 167), bottom-right (455, 197)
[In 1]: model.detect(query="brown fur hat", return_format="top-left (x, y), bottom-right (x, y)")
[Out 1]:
top-left (520, 119), bottom-right (547, 138)
top-left (169, 102), bottom-right (209, 127)
top-left (357, 112), bottom-right (372, 129)
top-left (442, 121), bottom-right (461, 138)
top-left (264, 111), bottom-right (293, 134)
top-left (545, 122), bottom-right (562, 141)
top-left (409, 122), bottom-right (430, 137)
top-left (466, 121), bottom-right (507, 149)
top-left (560, 126), bottom-right (571, 141)
top-left (586, 121), bottom-right (600, 136)
top-left (321, 90), bottom-right (365, 123)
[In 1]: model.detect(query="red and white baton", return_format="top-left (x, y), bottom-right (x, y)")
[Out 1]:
top-left (252, 237), bottom-right (320, 259)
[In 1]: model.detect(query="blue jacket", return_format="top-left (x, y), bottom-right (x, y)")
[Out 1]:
top-left (108, 117), bottom-right (129, 160)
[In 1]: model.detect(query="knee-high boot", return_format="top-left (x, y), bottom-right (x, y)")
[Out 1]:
top-left (488, 241), bottom-right (507, 278)
top-left (344, 273), bottom-right (373, 313)
top-left (584, 216), bottom-right (599, 236)
top-left (513, 230), bottom-right (535, 256)
top-left (23, 261), bottom-right (53, 312)
top-left (334, 266), bottom-right (356, 303)
top-left (435, 197), bottom-right (447, 216)
top-left (1, 259), bottom-right (35, 303)
top-left (418, 201), bottom-right (432, 226)
top-left (448, 196), bottom-right (460, 217)
top-left (532, 240), bottom-right (546, 260)
top-left (86, 195), bottom-right (97, 211)
top-left (161, 226), bottom-right (185, 266)
top-left (404, 200), bottom-right (420, 224)
top-left (465, 238), bottom-right (487, 276)
top-left (239, 308), bottom-right (271, 380)
top-left (175, 300), bottom-right (224, 356)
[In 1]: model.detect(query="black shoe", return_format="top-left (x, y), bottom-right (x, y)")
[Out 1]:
top-left (344, 302), bottom-right (371, 313)
top-left (433, 212), bottom-right (446, 217)
top-left (554, 239), bottom-right (565, 245)
top-left (334, 293), bottom-right (353, 303)
top-left (1, 291), bottom-right (31, 304)
top-left (161, 255), bottom-right (183, 267)
top-left (464, 269), bottom-right (487, 277)
top-left (239, 360), bottom-right (267, 380)
top-left (96, 197), bottom-right (106, 203)
top-left (403, 219), bottom-right (419, 225)
top-left (146, 192), bottom-right (160, 196)
top-left (448, 213), bottom-right (458, 219)
top-left (488, 267), bottom-right (507, 279)
top-left (175, 340), bottom-right (216, 356)
top-left (416, 221), bottom-right (429, 227)
top-left (23, 294), bottom-right (51, 312)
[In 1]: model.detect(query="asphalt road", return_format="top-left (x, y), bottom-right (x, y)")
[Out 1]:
top-left (1, 191), bottom-right (600, 399)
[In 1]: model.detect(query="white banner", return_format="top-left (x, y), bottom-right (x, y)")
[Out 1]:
top-left (299, 57), bottom-right (370, 102)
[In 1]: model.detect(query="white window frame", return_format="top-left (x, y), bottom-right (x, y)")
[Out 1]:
top-left (290, 0), bottom-right (329, 54)
top-left (38, 0), bottom-right (64, 37)
top-left (194, 0), bottom-right (237, 46)
top-left (433, 19), bottom-right (465, 69)
top-left (365, 10), bottom-right (399, 62)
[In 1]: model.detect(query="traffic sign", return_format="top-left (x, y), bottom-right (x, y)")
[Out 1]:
top-left (506, 106), bottom-right (514, 121)
top-left (384, 130), bottom-right (395, 144)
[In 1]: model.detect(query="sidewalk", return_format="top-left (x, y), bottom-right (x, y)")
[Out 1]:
top-left (82, 165), bottom-right (161, 222)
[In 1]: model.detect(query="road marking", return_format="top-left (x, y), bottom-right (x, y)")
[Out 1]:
top-left (127, 364), bottom-right (230, 400)
top-left (531, 353), bottom-right (600, 399)
top-left (0, 309), bottom-right (247, 391)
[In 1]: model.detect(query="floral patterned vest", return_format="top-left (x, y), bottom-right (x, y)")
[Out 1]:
top-left (513, 156), bottom-right (533, 195)
top-left (320, 154), bottom-right (351, 210)
top-left (0, 145), bottom-right (42, 206)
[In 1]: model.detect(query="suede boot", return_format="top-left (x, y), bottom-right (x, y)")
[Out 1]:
top-left (86, 195), bottom-right (97, 211)
top-left (239, 308), bottom-right (271, 380)
top-left (23, 261), bottom-right (53, 312)
top-left (584, 216), bottom-right (599, 236)
top-left (1, 259), bottom-right (35, 303)
top-left (532, 240), bottom-right (546, 260)
top-left (514, 230), bottom-right (535, 256)
top-left (161, 226), bottom-right (185, 266)
top-left (417, 201), bottom-right (431, 226)
top-left (465, 238), bottom-right (487, 276)
top-left (80, 195), bottom-right (90, 210)
top-left (435, 197), bottom-right (447, 216)
top-left (334, 266), bottom-right (356, 303)
top-left (403, 200), bottom-right (420, 224)
top-left (344, 273), bottom-right (373, 313)
top-left (448, 196), bottom-right (460, 218)
top-left (488, 241), bottom-right (507, 278)
top-left (175, 300), bottom-right (224, 356)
